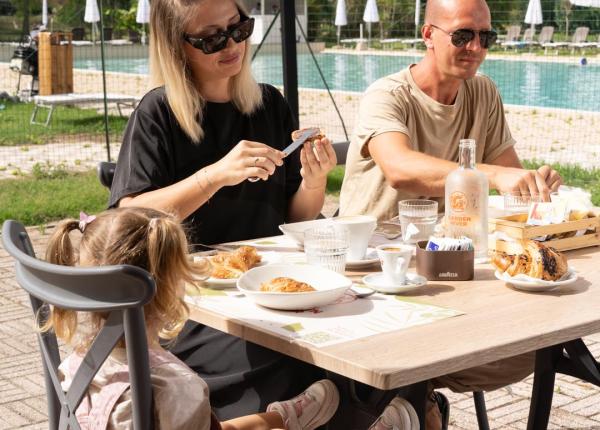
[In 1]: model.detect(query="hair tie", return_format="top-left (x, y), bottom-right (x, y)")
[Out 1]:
top-left (79, 211), bottom-right (96, 233)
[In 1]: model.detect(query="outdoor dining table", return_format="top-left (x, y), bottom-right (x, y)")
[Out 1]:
top-left (186, 237), bottom-right (600, 429)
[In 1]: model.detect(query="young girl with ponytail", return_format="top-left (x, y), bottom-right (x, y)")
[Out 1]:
top-left (43, 207), bottom-right (339, 430)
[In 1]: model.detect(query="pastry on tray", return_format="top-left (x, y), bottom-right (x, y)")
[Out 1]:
top-left (209, 246), bottom-right (261, 279)
top-left (260, 277), bottom-right (316, 293)
top-left (491, 240), bottom-right (568, 281)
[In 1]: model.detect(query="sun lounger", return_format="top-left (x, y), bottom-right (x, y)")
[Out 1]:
top-left (542, 27), bottom-right (589, 52)
top-left (501, 27), bottom-right (535, 49)
top-left (380, 38), bottom-right (423, 48)
top-left (31, 93), bottom-right (139, 126)
top-left (500, 25), bottom-right (522, 49)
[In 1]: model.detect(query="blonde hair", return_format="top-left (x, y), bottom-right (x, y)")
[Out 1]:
top-left (149, 0), bottom-right (263, 142)
top-left (42, 207), bottom-right (210, 349)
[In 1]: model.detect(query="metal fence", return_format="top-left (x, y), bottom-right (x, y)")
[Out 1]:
top-left (0, 0), bottom-right (600, 180)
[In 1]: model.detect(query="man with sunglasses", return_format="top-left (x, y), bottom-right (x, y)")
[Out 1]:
top-left (340, 0), bottom-right (561, 223)
top-left (340, 0), bottom-right (557, 427)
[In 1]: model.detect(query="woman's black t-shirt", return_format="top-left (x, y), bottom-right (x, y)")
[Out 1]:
top-left (109, 84), bottom-right (301, 245)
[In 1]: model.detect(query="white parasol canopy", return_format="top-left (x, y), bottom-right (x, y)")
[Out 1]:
top-left (524, 0), bottom-right (543, 30)
top-left (569, 0), bottom-right (600, 6)
top-left (363, 0), bottom-right (379, 44)
top-left (84, 0), bottom-right (100, 23)
top-left (335, 0), bottom-right (347, 45)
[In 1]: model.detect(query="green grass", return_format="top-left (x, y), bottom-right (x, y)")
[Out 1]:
top-left (0, 100), bottom-right (128, 145)
top-left (327, 162), bottom-right (600, 206)
top-left (0, 169), bottom-right (109, 226)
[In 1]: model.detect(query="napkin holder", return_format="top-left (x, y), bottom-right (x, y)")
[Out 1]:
top-left (416, 241), bottom-right (474, 281)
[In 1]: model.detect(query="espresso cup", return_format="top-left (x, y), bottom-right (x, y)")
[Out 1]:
top-left (376, 243), bottom-right (413, 285)
top-left (333, 215), bottom-right (377, 261)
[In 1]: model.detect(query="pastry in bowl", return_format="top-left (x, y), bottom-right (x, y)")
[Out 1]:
top-left (260, 277), bottom-right (316, 293)
top-left (209, 246), bottom-right (261, 279)
top-left (492, 240), bottom-right (568, 281)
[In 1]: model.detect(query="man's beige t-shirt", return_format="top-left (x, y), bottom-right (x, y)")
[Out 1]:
top-left (339, 66), bottom-right (515, 221)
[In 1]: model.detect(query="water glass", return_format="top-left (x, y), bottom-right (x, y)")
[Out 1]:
top-left (304, 226), bottom-right (349, 274)
top-left (503, 193), bottom-right (541, 214)
top-left (398, 199), bottom-right (438, 243)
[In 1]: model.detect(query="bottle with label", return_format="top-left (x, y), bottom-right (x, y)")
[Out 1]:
top-left (444, 139), bottom-right (489, 259)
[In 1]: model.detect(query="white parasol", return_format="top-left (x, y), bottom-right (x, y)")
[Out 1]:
top-left (84, 0), bottom-right (100, 42)
top-left (335, 0), bottom-right (347, 45)
top-left (524, 0), bottom-right (543, 31)
top-left (363, 0), bottom-right (379, 44)
top-left (414, 0), bottom-right (421, 38)
top-left (136, 0), bottom-right (151, 44)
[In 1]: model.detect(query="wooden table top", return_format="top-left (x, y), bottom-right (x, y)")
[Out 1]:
top-left (187, 245), bottom-right (600, 390)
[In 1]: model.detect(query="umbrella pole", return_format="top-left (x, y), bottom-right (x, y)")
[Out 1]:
top-left (337, 26), bottom-right (340, 45)
top-left (98, 0), bottom-right (111, 161)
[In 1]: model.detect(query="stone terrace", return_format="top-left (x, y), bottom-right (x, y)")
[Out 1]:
top-left (1, 226), bottom-right (600, 429)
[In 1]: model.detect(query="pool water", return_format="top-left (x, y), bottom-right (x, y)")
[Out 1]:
top-left (74, 52), bottom-right (600, 112)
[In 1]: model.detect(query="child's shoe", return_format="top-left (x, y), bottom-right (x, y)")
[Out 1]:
top-left (267, 379), bottom-right (339, 430)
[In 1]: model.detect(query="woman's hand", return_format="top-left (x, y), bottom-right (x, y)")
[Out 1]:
top-left (209, 140), bottom-right (285, 187)
top-left (299, 138), bottom-right (337, 189)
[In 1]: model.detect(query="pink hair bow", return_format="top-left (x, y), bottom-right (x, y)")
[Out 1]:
top-left (79, 211), bottom-right (97, 233)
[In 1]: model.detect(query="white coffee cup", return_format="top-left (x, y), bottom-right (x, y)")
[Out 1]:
top-left (333, 215), bottom-right (377, 261)
top-left (376, 243), bottom-right (413, 285)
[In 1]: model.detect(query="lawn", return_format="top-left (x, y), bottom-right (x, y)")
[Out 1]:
top-left (0, 100), bottom-right (129, 145)
top-left (1, 161), bottom-right (599, 227)
top-left (0, 169), bottom-right (109, 226)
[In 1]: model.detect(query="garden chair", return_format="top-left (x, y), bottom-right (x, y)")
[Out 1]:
top-left (2, 220), bottom-right (156, 429)
top-left (71, 27), bottom-right (85, 41)
top-left (502, 27), bottom-right (535, 49)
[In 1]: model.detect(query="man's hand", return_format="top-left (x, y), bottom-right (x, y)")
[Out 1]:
top-left (492, 165), bottom-right (562, 201)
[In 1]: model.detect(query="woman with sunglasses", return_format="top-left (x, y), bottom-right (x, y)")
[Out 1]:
top-left (108, 0), bottom-right (336, 420)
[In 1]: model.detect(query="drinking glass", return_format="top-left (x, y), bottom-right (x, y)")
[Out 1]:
top-left (503, 193), bottom-right (541, 214)
top-left (304, 226), bottom-right (349, 274)
top-left (398, 199), bottom-right (438, 243)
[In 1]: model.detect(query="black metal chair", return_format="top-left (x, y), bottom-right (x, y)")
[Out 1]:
top-left (2, 220), bottom-right (156, 429)
top-left (97, 161), bottom-right (116, 189)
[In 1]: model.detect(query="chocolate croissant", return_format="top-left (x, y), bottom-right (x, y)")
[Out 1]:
top-left (492, 240), bottom-right (568, 281)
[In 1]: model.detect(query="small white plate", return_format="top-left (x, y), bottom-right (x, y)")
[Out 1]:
top-left (199, 251), bottom-right (282, 289)
top-left (495, 268), bottom-right (578, 292)
top-left (238, 263), bottom-right (352, 310)
top-left (346, 248), bottom-right (379, 269)
top-left (362, 272), bottom-right (427, 294)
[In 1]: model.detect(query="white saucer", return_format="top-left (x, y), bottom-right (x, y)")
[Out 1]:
top-left (362, 272), bottom-right (427, 294)
top-left (346, 248), bottom-right (379, 269)
top-left (495, 267), bottom-right (578, 292)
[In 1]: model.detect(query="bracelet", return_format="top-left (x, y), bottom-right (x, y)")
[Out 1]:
top-left (195, 168), bottom-right (215, 200)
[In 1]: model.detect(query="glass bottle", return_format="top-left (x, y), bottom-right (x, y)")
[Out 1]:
top-left (444, 139), bottom-right (489, 259)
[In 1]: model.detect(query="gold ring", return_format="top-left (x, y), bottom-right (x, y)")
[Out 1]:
top-left (254, 157), bottom-right (260, 167)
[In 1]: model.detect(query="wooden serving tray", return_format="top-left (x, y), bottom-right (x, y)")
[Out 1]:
top-left (489, 213), bottom-right (600, 252)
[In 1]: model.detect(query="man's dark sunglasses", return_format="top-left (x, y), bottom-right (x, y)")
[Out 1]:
top-left (430, 24), bottom-right (497, 49)
top-left (183, 14), bottom-right (255, 54)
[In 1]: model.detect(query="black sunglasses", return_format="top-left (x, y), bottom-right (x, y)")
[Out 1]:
top-left (183, 14), bottom-right (255, 54)
top-left (430, 24), bottom-right (497, 49)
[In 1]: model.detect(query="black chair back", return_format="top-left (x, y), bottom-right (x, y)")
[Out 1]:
top-left (97, 161), bottom-right (116, 189)
top-left (2, 220), bottom-right (156, 429)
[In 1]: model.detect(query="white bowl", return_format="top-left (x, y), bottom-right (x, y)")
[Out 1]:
top-left (278, 218), bottom-right (334, 245)
top-left (237, 263), bottom-right (352, 310)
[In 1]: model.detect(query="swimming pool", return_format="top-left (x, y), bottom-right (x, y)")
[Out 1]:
top-left (74, 52), bottom-right (600, 112)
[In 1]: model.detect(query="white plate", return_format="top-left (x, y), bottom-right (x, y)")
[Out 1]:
top-left (362, 272), bottom-right (427, 294)
top-left (237, 263), bottom-right (352, 310)
top-left (494, 267), bottom-right (578, 292)
top-left (278, 219), bottom-right (336, 246)
top-left (198, 252), bottom-right (282, 289)
top-left (345, 248), bottom-right (380, 269)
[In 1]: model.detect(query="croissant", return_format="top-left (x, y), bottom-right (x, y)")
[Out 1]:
top-left (492, 240), bottom-right (568, 281)
top-left (209, 246), bottom-right (261, 279)
top-left (260, 277), bottom-right (316, 293)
